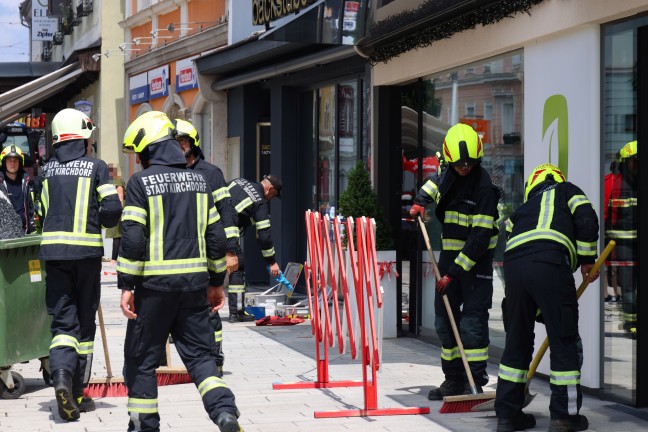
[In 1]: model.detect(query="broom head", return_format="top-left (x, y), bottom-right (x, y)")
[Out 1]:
top-left (440, 391), bottom-right (496, 414)
top-left (83, 367), bottom-right (192, 398)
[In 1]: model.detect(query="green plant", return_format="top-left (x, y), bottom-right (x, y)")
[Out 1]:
top-left (339, 162), bottom-right (394, 250)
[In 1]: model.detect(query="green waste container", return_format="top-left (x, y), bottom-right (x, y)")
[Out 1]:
top-left (0, 235), bottom-right (51, 398)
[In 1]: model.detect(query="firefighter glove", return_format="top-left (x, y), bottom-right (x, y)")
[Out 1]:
top-left (410, 204), bottom-right (425, 217)
top-left (436, 274), bottom-right (455, 293)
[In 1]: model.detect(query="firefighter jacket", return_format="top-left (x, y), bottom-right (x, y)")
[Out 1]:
top-left (117, 139), bottom-right (227, 292)
top-left (505, 181), bottom-right (599, 271)
top-left (413, 165), bottom-right (500, 277)
top-left (605, 162), bottom-right (636, 247)
top-left (39, 140), bottom-right (121, 260)
top-left (0, 169), bottom-right (35, 234)
top-left (228, 178), bottom-right (277, 265)
top-left (189, 158), bottom-right (239, 253)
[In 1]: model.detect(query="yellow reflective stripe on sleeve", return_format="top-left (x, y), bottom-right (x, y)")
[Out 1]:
top-left (78, 341), bottom-right (94, 355)
top-left (505, 219), bottom-right (513, 233)
top-left (455, 252), bottom-right (476, 272)
top-left (567, 195), bottom-right (590, 214)
top-left (261, 247), bottom-right (275, 258)
top-left (208, 257), bottom-right (227, 273)
top-left (97, 183), bottom-right (117, 201)
top-left (506, 228), bottom-right (577, 270)
top-left (228, 284), bottom-right (245, 294)
top-left (208, 206), bottom-right (220, 225)
top-left (116, 257), bottom-right (144, 276)
top-left (464, 347), bottom-right (488, 362)
top-left (489, 234), bottom-right (498, 249)
top-left (41, 181), bottom-right (49, 216)
top-left (122, 206), bottom-right (147, 224)
top-left (256, 219), bottom-right (271, 230)
top-left (214, 330), bottom-right (223, 343)
top-left (606, 229), bottom-right (637, 239)
top-left (609, 197), bottom-right (637, 207)
top-left (197, 194), bottom-right (208, 259)
top-left (498, 363), bottom-right (528, 383)
top-left (75, 177), bottom-right (91, 233)
top-left (197, 376), bottom-right (228, 397)
top-left (213, 187), bottom-right (230, 202)
top-left (143, 258), bottom-right (207, 276)
top-left (50, 334), bottom-right (79, 351)
top-left (235, 197), bottom-right (253, 213)
top-left (421, 180), bottom-right (440, 203)
top-left (149, 195), bottom-right (164, 262)
top-left (41, 231), bottom-right (103, 246)
top-left (442, 238), bottom-right (465, 251)
top-left (550, 370), bottom-right (580, 386)
top-left (472, 214), bottom-right (495, 229)
top-left (440, 346), bottom-right (460, 361)
top-left (576, 240), bottom-right (597, 257)
top-left (128, 398), bottom-right (158, 414)
top-left (225, 226), bottom-right (239, 239)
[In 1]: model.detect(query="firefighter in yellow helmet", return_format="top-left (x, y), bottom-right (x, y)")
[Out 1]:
top-left (495, 163), bottom-right (599, 432)
top-left (0, 145), bottom-right (36, 233)
top-left (410, 123), bottom-right (501, 400)
top-left (40, 108), bottom-right (122, 421)
top-left (174, 118), bottom-right (239, 373)
top-left (606, 140), bottom-right (637, 338)
top-left (117, 111), bottom-right (241, 432)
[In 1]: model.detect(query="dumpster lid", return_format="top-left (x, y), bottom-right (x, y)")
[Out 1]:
top-left (0, 234), bottom-right (42, 250)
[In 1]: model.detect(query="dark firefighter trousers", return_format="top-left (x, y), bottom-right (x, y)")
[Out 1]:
top-left (435, 253), bottom-right (492, 387)
top-left (45, 258), bottom-right (101, 398)
top-left (227, 248), bottom-right (245, 316)
top-left (209, 310), bottom-right (224, 370)
top-left (495, 253), bottom-right (582, 420)
top-left (124, 288), bottom-right (237, 432)
top-left (614, 241), bottom-right (637, 330)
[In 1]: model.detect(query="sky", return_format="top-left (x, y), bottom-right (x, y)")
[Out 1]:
top-left (0, 0), bottom-right (30, 62)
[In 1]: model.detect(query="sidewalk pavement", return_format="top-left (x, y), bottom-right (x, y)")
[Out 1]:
top-left (2, 263), bottom-right (647, 431)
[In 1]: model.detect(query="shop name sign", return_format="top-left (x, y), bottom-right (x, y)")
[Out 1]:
top-left (252, 0), bottom-right (315, 26)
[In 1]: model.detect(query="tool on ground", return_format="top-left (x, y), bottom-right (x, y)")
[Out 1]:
top-left (471, 239), bottom-right (616, 412)
top-left (84, 302), bottom-right (192, 398)
top-left (417, 216), bottom-right (496, 413)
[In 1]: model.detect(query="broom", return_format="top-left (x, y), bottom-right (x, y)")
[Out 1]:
top-left (417, 216), bottom-right (497, 413)
top-left (84, 304), bottom-right (192, 398)
top-left (471, 240), bottom-right (616, 412)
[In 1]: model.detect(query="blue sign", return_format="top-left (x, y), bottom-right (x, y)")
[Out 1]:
top-left (129, 72), bottom-right (149, 105)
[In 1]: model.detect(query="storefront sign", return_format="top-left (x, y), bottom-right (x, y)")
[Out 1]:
top-left (252, 0), bottom-right (315, 26)
top-left (148, 65), bottom-right (170, 100)
top-left (175, 57), bottom-right (199, 93)
top-left (31, 0), bottom-right (57, 41)
top-left (129, 72), bottom-right (149, 105)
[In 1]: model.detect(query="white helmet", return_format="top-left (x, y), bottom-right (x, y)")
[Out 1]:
top-left (51, 108), bottom-right (96, 145)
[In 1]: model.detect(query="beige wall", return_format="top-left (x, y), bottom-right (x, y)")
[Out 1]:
top-left (372, 0), bottom-right (648, 86)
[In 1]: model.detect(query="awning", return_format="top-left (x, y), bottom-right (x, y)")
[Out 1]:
top-left (0, 63), bottom-right (83, 123)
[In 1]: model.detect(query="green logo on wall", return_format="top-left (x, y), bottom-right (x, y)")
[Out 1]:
top-left (542, 94), bottom-right (568, 178)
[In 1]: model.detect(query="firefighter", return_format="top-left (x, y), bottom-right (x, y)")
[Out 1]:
top-left (227, 174), bottom-right (282, 323)
top-left (606, 141), bottom-right (637, 338)
top-left (409, 123), bottom-right (501, 400)
top-left (117, 111), bottom-right (240, 432)
top-left (495, 163), bottom-right (599, 432)
top-left (39, 108), bottom-right (122, 421)
top-left (174, 118), bottom-right (239, 374)
top-left (0, 145), bottom-right (36, 233)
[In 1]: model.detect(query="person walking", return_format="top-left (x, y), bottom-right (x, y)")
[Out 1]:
top-left (495, 163), bottom-right (599, 432)
top-left (174, 118), bottom-right (239, 373)
top-left (0, 145), bottom-right (36, 234)
top-left (410, 123), bottom-right (501, 400)
top-left (39, 108), bottom-right (122, 421)
top-left (117, 111), bottom-right (240, 432)
top-left (227, 174), bottom-right (282, 323)
top-left (104, 164), bottom-right (125, 265)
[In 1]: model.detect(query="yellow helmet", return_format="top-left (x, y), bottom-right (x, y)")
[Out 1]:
top-left (442, 123), bottom-right (483, 167)
top-left (51, 108), bottom-right (96, 145)
top-left (524, 163), bottom-right (566, 201)
top-left (0, 145), bottom-right (25, 166)
top-left (619, 140), bottom-right (637, 160)
top-left (173, 119), bottom-right (200, 147)
top-left (123, 111), bottom-right (175, 154)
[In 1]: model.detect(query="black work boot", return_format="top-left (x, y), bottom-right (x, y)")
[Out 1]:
top-left (548, 414), bottom-right (589, 432)
top-left (52, 369), bottom-right (80, 421)
top-left (497, 411), bottom-right (536, 432)
top-left (216, 411), bottom-right (240, 432)
top-left (76, 395), bottom-right (96, 412)
top-left (237, 311), bottom-right (257, 322)
top-left (427, 380), bottom-right (465, 400)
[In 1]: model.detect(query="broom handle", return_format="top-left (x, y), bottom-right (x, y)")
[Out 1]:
top-left (166, 339), bottom-right (172, 367)
top-left (418, 216), bottom-right (478, 393)
top-left (97, 302), bottom-right (113, 378)
top-left (526, 240), bottom-right (616, 382)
